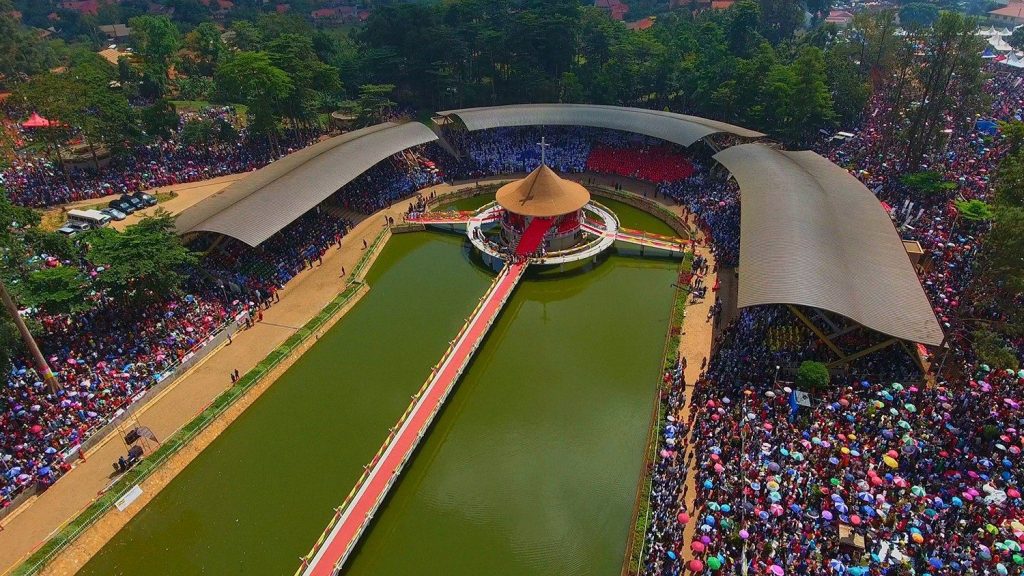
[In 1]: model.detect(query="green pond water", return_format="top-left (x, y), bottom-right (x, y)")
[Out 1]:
top-left (441, 192), bottom-right (680, 238)
top-left (81, 230), bottom-right (677, 575)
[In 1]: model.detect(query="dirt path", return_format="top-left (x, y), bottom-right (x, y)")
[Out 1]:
top-left (660, 207), bottom-right (721, 571)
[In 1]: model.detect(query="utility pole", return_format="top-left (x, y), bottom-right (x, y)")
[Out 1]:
top-left (0, 281), bottom-right (60, 392)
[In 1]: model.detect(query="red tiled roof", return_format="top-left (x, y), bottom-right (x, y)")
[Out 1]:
top-left (627, 17), bottom-right (654, 30)
top-left (990, 3), bottom-right (1024, 18)
top-left (59, 0), bottom-right (100, 15)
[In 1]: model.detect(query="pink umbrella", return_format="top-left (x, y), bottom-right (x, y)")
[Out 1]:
top-left (688, 559), bottom-right (704, 572)
top-left (769, 565), bottom-right (784, 576)
top-left (678, 512), bottom-right (690, 524)
top-left (691, 541), bottom-right (706, 553)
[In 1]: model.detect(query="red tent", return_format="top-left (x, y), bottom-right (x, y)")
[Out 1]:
top-left (22, 112), bottom-right (51, 129)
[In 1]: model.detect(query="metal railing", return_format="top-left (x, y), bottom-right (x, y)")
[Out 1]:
top-left (296, 263), bottom-right (524, 576)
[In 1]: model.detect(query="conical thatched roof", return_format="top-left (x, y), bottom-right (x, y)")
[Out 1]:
top-left (495, 164), bottom-right (590, 218)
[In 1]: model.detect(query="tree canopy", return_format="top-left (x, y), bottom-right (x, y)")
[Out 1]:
top-left (85, 211), bottom-right (198, 302)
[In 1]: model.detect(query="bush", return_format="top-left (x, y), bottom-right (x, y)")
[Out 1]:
top-left (796, 360), bottom-right (830, 391)
top-left (973, 328), bottom-right (1021, 371)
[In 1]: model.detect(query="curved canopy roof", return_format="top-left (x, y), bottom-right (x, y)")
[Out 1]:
top-left (496, 164), bottom-right (590, 217)
top-left (713, 144), bottom-right (944, 347)
top-left (176, 122), bottom-right (437, 247)
top-left (437, 104), bottom-right (764, 147)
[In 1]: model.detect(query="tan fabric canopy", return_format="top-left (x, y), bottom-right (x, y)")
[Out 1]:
top-left (175, 122), bottom-right (437, 247)
top-left (438, 104), bottom-right (764, 146)
top-left (713, 143), bottom-right (944, 347)
top-left (496, 164), bottom-right (590, 217)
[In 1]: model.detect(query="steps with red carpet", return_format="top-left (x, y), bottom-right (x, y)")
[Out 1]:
top-left (515, 217), bottom-right (554, 256)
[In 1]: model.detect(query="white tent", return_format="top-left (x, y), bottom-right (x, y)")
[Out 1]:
top-left (1002, 52), bottom-right (1024, 68)
top-left (999, 27), bottom-right (1014, 36)
top-left (980, 25), bottom-right (999, 36)
top-left (990, 35), bottom-right (1014, 51)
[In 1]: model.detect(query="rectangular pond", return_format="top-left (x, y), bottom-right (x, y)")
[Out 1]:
top-left (79, 233), bottom-right (677, 576)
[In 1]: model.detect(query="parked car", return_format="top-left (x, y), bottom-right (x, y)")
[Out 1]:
top-left (101, 207), bottom-right (127, 221)
top-left (109, 198), bottom-right (135, 214)
top-left (132, 192), bottom-right (157, 207)
top-left (56, 221), bottom-right (92, 236)
top-left (120, 194), bottom-right (144, 210)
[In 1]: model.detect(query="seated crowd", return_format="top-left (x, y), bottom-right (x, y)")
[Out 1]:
top-left (1, 168), bottom-right (416, 507)
top-left (641, 63), bottom-right (1024, 576)
top-left (7, 74), bottom-right (1023, 576)
top-left (1, 107), bottom-right (322, 208)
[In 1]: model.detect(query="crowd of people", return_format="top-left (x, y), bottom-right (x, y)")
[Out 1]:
top-left (2, 283), bottom-right (240, 508)
top-left (1, 107), bottom-right (322, 208)
top-left (1, 154), bottom-right (423, 509)
top-left (6, 60), bottom-right (1024, 574)
top-left (640, 63), bottom-right (1024, 576)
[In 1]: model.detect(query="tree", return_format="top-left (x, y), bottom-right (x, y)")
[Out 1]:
top-left (758, 0), bottom-right (804, 44)
top-left (353, 84), bottom-right (397, 125)
top-left (86, 211), bottom-right (198, 302)
top-left (0, 191), bottom-right (58, 389)
top-left (903, 12), bottom-right (984, 164)
top-left (15, 266), bottom-right (91, 315)
top-left (994, 150), bottom-right (1024, 207)
top-left (0, 0), bottom-right (59, 79)
top-left (983, 205), bottom-right (1024, 293)
top-left (215, 51), bottom-right (293, 137)
top-left (1010, 27), bottom-right (1024, 51)
top-left (728, 0), bottom-right (764, 56)
top-left (128, 15), bottom-right (181, 97)
top-left (955, 199), bottom-right (994, 222)
top-left (266, 34), bottom-right (343, 125)
top-left (899, 3), bottom-right (940, 29)
top-left (180, 118), bottom-right (215, 146)
top-left (787, 46), bottom-right (836, 141)
top-left (141, 99), bottom-right (180, 140)
top-left (183, 22), bottom-right (226, 76)
top-left (228, 20), bottom-right (264, 51)
top-left (796, 360), bottom-right (830, 391)
top-left (900, 171), bottom-right (957, 195)
top-left (972, 328), bottom-right (1020, 370)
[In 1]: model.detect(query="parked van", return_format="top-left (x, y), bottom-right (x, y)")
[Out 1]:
top-left (67, 209), bottom-right (111, 227)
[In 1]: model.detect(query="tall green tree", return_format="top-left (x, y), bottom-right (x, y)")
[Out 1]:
top-left (758, 0), bottom-right (804, 44)
top-left (86, 211), bottom-right (198, 303)
top-left (15, 266), bottom-right (91, 316)
top-left (183, 22), bottom-right (226, 77)
top-left (266, 34), bottom-right (342, 125)
top-left (788, 46), bottom-right (836, 141)
top-left (128, 15), bottom-right (181, 97)
top-left (214, 51), bottom-right (293, 137)
top-left (903, 13), bottom-right (984, 165)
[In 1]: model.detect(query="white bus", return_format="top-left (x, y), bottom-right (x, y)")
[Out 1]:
top-left (67, 209), bottom-right (111, 228)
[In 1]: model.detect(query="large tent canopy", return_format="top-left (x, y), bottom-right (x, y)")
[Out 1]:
top-left (176, 122), bottom-right (437, 246)
top-left (437, 104), bottom-right (764, 147)
top-left (713, 144), bottom-right (944, 347)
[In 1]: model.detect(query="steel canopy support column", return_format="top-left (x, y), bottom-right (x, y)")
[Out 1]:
top-left (826, 338), bottom-right (899, 369)
top-left (787, 304), bottom-right (846, 361)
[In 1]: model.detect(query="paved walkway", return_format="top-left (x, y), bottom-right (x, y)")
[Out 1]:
top-left (302, 262), bottom-right (527, 576)
top-left (0, 200), bottom-right (411, 575)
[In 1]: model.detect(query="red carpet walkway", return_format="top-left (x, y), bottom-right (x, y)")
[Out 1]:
top-left (300, 261), bottom-right (527, 576)
top-left (515, 216), bottom-right (554, 256)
